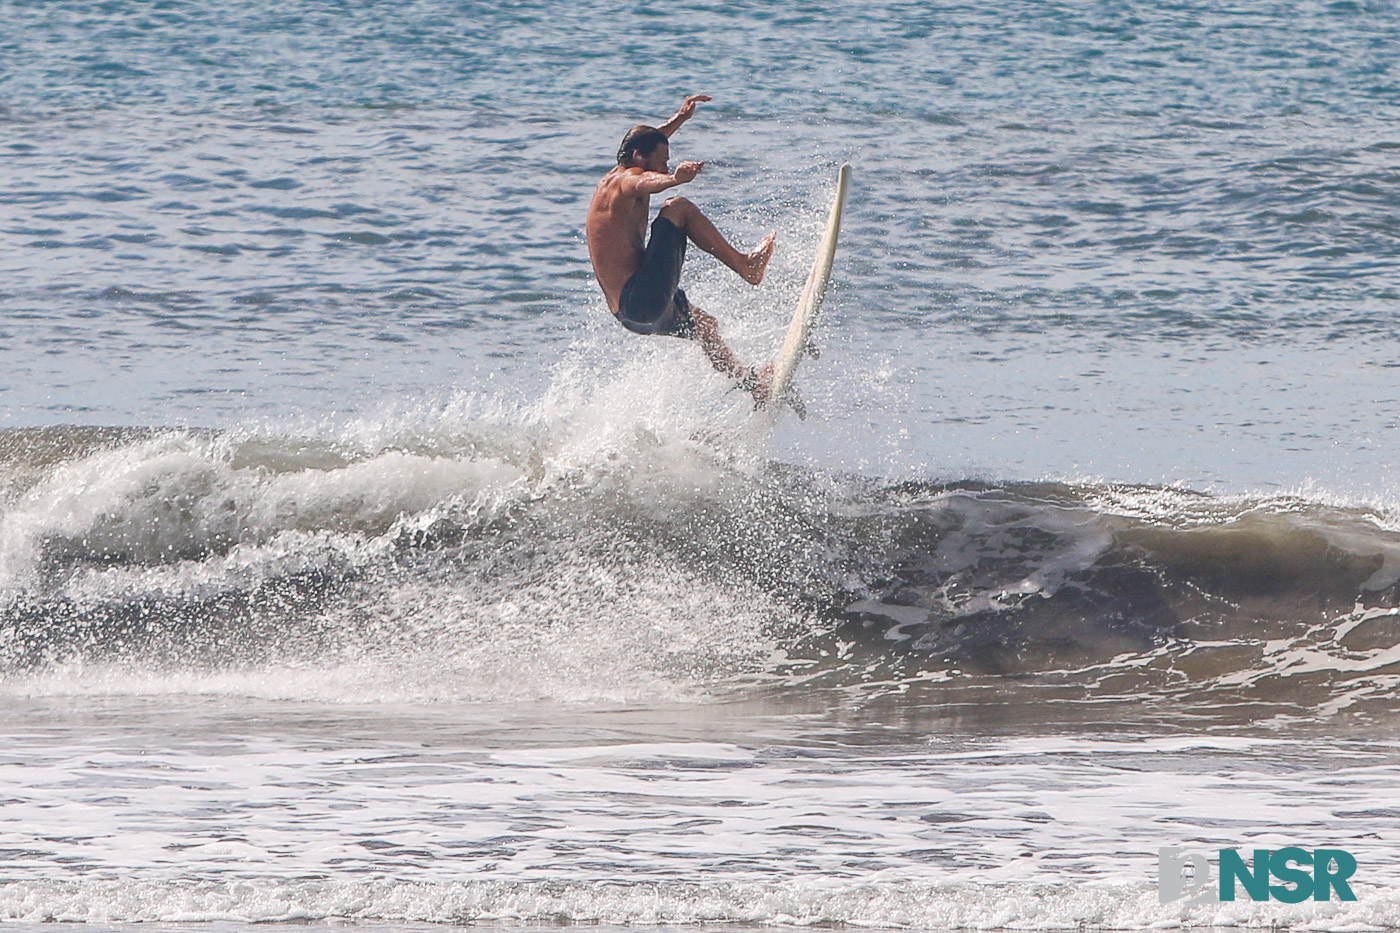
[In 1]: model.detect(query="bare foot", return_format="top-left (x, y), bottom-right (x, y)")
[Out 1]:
top-left (742, 231), bottom-right (777, 285)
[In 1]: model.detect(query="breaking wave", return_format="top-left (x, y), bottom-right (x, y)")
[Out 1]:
top-left (4, 373), bottom-right (1400, 719)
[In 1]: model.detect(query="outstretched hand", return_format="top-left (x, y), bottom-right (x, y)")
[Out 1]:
top-left (673, 160), bottom-right (704, 183)
top-left (677, 94), bottom-right (711, 121)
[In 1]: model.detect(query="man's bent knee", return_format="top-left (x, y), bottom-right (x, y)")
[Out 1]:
top-left (660, 196), bottom-right (694, 217)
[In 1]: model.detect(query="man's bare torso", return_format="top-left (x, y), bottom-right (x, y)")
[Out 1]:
top-left (586, 166), bottom-right (652, 314)
top-left (583, 96), bottom-right (777, 402)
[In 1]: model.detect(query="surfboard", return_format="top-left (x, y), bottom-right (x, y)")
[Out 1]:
top-left (764, 163), bottom-right (850, 418)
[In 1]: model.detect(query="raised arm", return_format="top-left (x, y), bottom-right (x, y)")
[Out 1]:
top-left (658, 94), bottom-right (712, 138)
top-left (625, 160), bottom-right (704, 195)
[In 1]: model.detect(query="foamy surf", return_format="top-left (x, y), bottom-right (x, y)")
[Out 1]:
top-left (0, 717), bottom-right (1396, 927)
top-left (2, 878), bottom-right (1399, 929)
top-left (4, 384), bottom-right (1400, 717)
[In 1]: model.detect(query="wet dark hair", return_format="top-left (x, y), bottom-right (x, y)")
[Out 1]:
top-left (617, 125), bottom-right (668, 166)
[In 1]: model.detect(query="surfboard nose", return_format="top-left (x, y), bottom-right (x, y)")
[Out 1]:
top-left (762, 163), bottom-right (849, 418)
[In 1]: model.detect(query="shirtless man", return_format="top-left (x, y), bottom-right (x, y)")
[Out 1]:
top-left (586, 94), bottom-right (776, 400)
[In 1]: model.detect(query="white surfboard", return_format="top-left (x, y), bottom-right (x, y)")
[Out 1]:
top-left (764, 163), bottom-right (850, 418)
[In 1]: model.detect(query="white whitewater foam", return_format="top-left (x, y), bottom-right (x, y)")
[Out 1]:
top-left (2, 879), bottom-right (1398, 929)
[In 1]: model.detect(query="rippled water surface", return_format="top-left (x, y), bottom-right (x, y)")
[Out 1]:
top-left (5, 0), bottom-right (1400, 486)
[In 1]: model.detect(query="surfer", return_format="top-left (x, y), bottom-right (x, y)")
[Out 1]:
top-left (587, 94), bottom-right (776, 402)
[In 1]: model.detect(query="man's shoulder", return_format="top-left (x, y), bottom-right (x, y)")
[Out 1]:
top-left (594, 167), bottom-right (645, 204)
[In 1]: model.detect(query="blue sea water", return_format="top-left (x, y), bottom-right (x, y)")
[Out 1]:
top-left (3, 1), bottom-right (1400, 930)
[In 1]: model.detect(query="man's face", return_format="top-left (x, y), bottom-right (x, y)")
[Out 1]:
top-left (641, 142), bottom-right (669, 174)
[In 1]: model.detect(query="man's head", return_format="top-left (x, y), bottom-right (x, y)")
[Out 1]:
top-left (617, 125), bottom-right (669, 171)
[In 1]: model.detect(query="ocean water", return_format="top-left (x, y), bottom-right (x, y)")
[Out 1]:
top-left (4, 1), bottom-right (1400, 929)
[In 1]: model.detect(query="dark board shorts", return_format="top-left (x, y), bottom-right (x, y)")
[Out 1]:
top-left (615, 216), bottom-right (695, 339)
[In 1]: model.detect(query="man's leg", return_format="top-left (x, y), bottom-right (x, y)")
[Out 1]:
top-left (689, 304), bottom-right (773, 403)
top-left (659, 197), bottom-right (776, 285)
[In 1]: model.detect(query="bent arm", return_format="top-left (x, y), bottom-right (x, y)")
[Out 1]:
top-left (625, 161), bottom-right (702, 195)
top-left (659, 94), bottom-right (711, 137)
top-left (657, 112), bottom-right (687, 138)
top-left (628, 171), bottom-right (685, 195)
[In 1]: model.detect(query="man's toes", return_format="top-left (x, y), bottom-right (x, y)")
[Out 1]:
top-left (746, 232), bottom-right (777, 285)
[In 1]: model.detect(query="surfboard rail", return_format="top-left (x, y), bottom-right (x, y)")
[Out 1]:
top-left (765, 163), bottom-right (850, 414)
